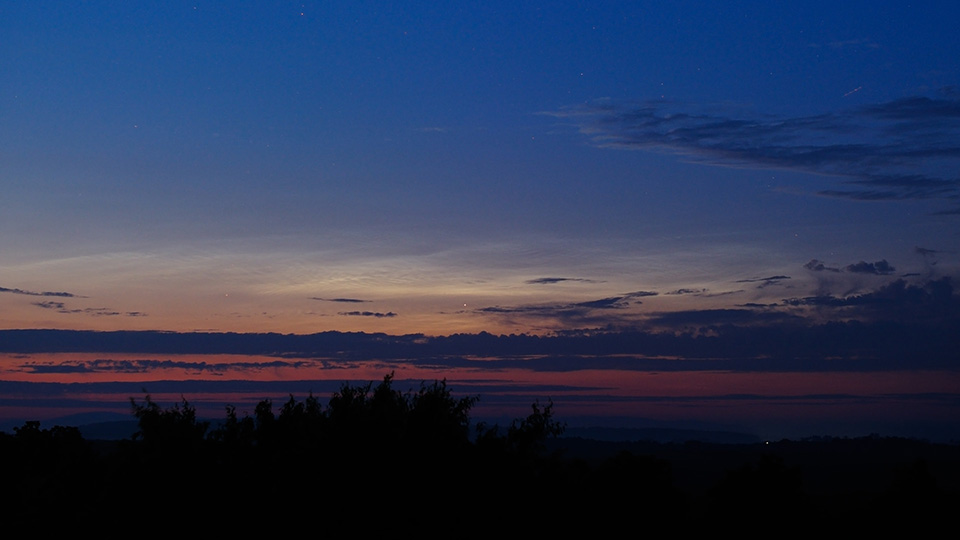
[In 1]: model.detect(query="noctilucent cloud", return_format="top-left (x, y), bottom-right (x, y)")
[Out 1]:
top-left (1, 2), bottom-right (958, 440)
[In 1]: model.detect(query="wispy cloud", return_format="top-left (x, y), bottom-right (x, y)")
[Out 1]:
top-left (32, 301), bottom-right (67, 310)
top-left (312, 297), bottom-right (371, 303)
top-left (481, 290), bottom-right (655, 314)
top-left (17, 358), bottom-right (314, 374)
top-left (644, 307), bottom-right (803, 329)
top-left (805, 258), bottom-right (896, 275)
top-left (476, 290), bottom-right (656, 328)
top-left (31, 301), bottom-right (145, 317)
top-left (621, 290), bottom-right (659, 299)
top-left (338, 311), bottom-right (397, 318)
top-left (914, 246), bottom-right (942, 257)
top-left (550, 90), bottom-right (960, 212)
top-left (1, 286), bottom-right (84, 298)
top-left (827, 38), bottom-right (881, 50)
top-left (525, 277), bottom-right (601, 285)
top-left (665, 288), bottom-right (707, 295)
top-left (804, 260), bottom-right (842, 273)
top-left (736, 275), bottom-right (791, 288)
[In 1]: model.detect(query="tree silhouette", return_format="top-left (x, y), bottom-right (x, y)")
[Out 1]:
top-left (130, 394), bottom-right (208, 449)
top-left (476, 398), bottom-right (565, 458)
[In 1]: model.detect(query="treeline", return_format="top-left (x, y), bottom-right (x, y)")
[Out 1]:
top-left (1, 374), bottom-right (614, 528)
top-left (2, 374), bottom-right (958, 531)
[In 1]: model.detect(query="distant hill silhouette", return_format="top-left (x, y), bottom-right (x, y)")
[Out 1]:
top-left (562, 426), bottom-right (761, 444)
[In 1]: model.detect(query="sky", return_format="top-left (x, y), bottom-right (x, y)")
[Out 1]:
top-left (2, 1), bottom-right (959, 441)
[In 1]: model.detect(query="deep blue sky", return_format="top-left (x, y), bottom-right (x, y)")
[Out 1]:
top-left (3, 1), bottom-right (959, 336)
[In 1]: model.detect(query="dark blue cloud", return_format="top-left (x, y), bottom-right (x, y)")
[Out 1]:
top-left (806, 258), bottom-right (896, 275)
top-left (804, 260), bottom-right (841, 272)
top-left (844, 260), bottom-right (895, 275)
top-left (551, 91), bottom-right (960, 213)
top-left (783, 277), bottom-right (959, 320)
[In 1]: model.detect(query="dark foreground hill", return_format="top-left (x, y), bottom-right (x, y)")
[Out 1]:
top-left (2, 375), bottom-right (957, 533)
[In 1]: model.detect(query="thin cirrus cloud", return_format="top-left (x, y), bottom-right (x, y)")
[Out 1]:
top-left (311, 297), bottom-right (372, 303)
top-left (549, 90), bottom-right (960, 212)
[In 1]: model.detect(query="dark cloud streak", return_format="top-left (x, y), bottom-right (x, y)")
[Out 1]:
top-left (1, 286), bottom-right (83, 298)
top-left (476, 290), bottom-right (658, 327)
top-left (736, 275), bottom-right (791, 288)
top-left (844, 260), bottom-right (895, 275)
top-left (18, 358), bottom-right (314, 374)
top-left (525, 277), bottom-right (600, 285)
top-left (338, 311), bottom-right (397, 318)
top-left (805, 259), bottom-right (896, 275)
top-left (31, 301), bottom-right (145, 317)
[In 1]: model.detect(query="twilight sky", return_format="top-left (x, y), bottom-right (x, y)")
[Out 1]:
top-left (2, 2), bottom-right (959, 440)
